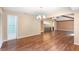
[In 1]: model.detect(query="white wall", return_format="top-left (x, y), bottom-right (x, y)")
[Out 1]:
top-left (18, 14), bottom-right (41, 39)
top-left (53, 20), bottom-right (57, 30)
top-left (56, 20), bottom-right (74, 32)
top-left (2, 10), bottom-right (41, 41)
top-left (74, 11), bottom-right (79, 45)
top-left (0, 8), bottom-right (3, 48)
top-left (2, 9), bottom-right (7, 42)
top-left (48, 8), bottom-right (73, 17)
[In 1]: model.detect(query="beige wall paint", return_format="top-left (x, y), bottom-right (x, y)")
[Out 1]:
top-left (54, 20), bottom-right (57, 30)
top-left (18, 14), bottom-right (41, 39)
top-left (74, 11), bottom-right (79, 45)
top-left (2, 10), bottom-right (41, 41)
top-left (0, 8), bottom-right (3, 48)
top-left (2, 10), bottom-right (7, 42)
top-left (56, 20), bottom-right (74, 32)
top-left (0, 8), bottom-right (2, 39)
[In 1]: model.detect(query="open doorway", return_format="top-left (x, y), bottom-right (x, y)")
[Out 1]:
top-left (56, 13), bottom-right (74, 36)
top-left (43, 20), bottom-right (54, 32)
top-left (41, 18), bottom-right (56, 33)
top-left (7, 15), bottom-right (18, 40)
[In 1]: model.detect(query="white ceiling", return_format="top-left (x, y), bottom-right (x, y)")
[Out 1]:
top-left (4, 7), bottom-right (73, 17)
top-left (56, 17), bottom-right (73, 21)
top-left (4, 7), bottom-right (74, 21)
top-left (55, 13), bottom-right (74, 21)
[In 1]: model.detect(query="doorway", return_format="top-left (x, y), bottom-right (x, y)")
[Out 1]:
top-left (7, 15), bottom-right (18, 40)
top-left (43, 20), bottom-right (55, 32)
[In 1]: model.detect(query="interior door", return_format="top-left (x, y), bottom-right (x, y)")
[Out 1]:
top-left (7, 15), bottom-right (18, 40)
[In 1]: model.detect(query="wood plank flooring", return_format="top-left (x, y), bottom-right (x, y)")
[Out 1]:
top-left (0, 31), bottom-right (79, 51)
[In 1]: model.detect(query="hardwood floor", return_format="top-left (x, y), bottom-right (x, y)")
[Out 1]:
top-left (1, 30), bottom-right (79, 51)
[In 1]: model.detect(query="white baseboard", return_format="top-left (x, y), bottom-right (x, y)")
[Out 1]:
top-left (56, 29), bottom-right (73, 32)
top-left (17, 33), bottom-right (41, 39)
top-left (3, 33), bottom-right (41, 42)
top-left (74, 42), bottom-right (79, 45)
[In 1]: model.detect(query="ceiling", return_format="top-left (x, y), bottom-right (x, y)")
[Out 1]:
top-left (55, 13), bottom-right (74, 21)
top-left (4, 7), bottom-right (74, 21)
top-left (4, 7), bottom-right (73, 16)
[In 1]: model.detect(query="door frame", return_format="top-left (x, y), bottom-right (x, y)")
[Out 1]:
top-left (7, 15), bottom-right (18, 40)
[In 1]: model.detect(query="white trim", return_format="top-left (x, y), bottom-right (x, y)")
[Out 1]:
top-left (56, 29), bottom-right (74, 32)
top-left (17, 33), bottom-right (41, 39)
top-left (7, 15), bottom-right (18, 40)
top-left (4, 33), bottom-right (41, 42)
top-left (74, 42), bottom-right (79, 45)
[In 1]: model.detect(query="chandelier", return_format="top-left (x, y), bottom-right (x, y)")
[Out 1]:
top-left (36, 15), bottom-right (46, 20)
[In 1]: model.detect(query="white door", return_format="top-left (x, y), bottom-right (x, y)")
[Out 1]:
top-left (7, 15), bottom-right (18, 40)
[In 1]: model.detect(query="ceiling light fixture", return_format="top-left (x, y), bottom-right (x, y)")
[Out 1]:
top-left (36, 15), bottom-right (41, 20)
top-left (36, 15), bottom-right (46, 20)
